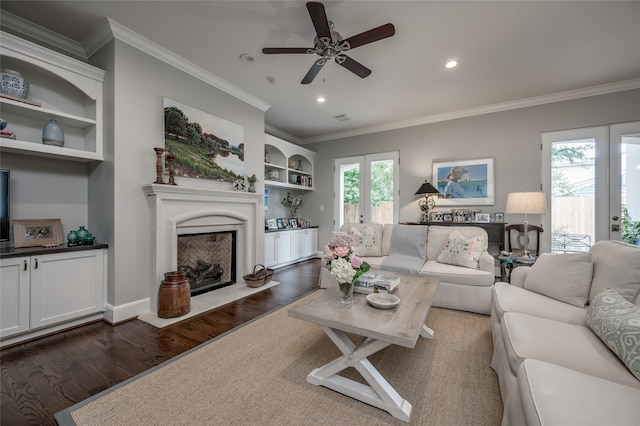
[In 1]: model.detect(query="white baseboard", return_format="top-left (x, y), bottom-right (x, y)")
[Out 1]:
top-left (104, 298), bottom-right (150, 324)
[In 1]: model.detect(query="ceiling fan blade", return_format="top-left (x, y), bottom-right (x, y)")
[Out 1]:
top-left (336, 55), bottom-right (371, 79)
top-left (262, 47), bottom-right (312, 54)
top-left (343, 23), bottom-right (395, 50)
top-left (301, 59), bottom-right (325, 84)
top-left (306, 2), bottom-right (332, 40)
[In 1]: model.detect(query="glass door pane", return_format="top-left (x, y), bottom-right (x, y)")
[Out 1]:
top-left (549, 139), bottom-right (595, 252)
top-left (369, 159), bottom-right (395, 225)
top-left (611, 122), bottom-right (640, 245)
top-left (541, 127), bottom-right (608, 254)
top-left (341, 162), bottom-right (361, 226)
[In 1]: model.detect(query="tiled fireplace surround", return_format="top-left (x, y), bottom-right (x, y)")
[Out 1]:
top-left (143, 184), bottom-right (263, 314)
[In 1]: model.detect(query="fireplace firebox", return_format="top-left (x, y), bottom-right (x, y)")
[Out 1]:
top-left (177, 231), bottom-right (237, 296)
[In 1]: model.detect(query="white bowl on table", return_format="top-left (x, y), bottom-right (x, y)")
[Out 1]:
top-left (366, 293), bottom-right (400, 310)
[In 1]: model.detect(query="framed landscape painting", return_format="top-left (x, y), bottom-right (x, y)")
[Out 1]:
top-left (433, 157), bottom-right (494, 206)
top-left (163, 98), bottom-right (244, 183)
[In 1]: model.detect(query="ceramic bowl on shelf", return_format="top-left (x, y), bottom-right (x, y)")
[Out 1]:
top-left (267, 170), bottom-right (279, 180)
top-left (288, 160), bottom-right (298, 169)
top-left (366, 293), bottom-right (400, 310)
top-left (1, 69), bottom-right (29, 99)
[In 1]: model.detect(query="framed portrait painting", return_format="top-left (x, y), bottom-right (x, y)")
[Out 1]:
top-left (433, 157), bottom-right (494, 206)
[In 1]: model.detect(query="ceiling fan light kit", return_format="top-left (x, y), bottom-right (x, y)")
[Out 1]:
top-left (262, 1), bottom-right (395, 84)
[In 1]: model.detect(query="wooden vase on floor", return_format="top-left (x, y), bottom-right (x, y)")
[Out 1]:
top-left (158, 271), bottom-right (191, 318)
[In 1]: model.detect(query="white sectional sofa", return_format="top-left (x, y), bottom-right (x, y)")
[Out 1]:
top-left (320, 223), bottom-right (496, 314)
top-left (490, 240), bottom-right (640, 425)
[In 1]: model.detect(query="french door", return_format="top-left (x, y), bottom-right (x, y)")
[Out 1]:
top-left (541, 121), bottom-right (640, 253)
top-left (334, 152), bottom-right (399, 230)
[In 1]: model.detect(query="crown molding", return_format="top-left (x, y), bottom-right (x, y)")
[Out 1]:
top-left (0, 31), bottom-right (104, 82)
top-left (0, 11), bottom-right (88, 60)
top-left (83, 19), bottom-right (271, 112)
top-left (300, 78), bottom-right (640, 144)
top-left (264, 124), bottom-right (302, 145)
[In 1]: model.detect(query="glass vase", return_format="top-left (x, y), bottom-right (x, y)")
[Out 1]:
top-left (339, 282), bottom-right (354, 304)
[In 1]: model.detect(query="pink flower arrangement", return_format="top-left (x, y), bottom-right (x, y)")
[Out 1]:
top-left (323, 232), bottom-right (370, 285)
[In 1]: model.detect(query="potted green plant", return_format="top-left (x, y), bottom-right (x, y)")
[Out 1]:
top-left (247, 174), bottom-right (258, 193)
top-left (281, 192), bottom-right (303, 218)
top-left (621, 206), bottom-right (640, 246)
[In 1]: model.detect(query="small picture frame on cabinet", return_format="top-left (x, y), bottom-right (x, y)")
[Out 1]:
top-left (289, 218), bottom-right (298, 228)
top-left (475, 213), bottom-right (491, 223)
top-left (495, 212), bottom-right (504, 223)
top-left (266, 219), bottom-right (277, 230)
top-left (13, 218), bottom-right (63, 248)
top-left (276, 218), bottom-right (285, 229)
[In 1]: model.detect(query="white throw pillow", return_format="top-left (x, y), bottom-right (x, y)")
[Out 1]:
top-left (524, 253), bottom-right (593, 307)
top-left (436, 230), bottom-right (484, 269)
top-left (347, 224), bottom-right (383, 257)
top-left (588, 240), bottom-right (640, 304)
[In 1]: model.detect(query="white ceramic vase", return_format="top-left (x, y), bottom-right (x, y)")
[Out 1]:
top-left (42, 119), bottom-right (65, 147)
top-left (1, 69), bottom-right (29, 99)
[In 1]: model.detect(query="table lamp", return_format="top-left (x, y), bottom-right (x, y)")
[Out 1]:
top-left (415, 181), bottom-right (440, 222)
top-left (505, 191), bottom-right (547, 259)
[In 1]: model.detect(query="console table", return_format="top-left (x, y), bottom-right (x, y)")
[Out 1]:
top-left (419, 221), bottom-right (506, 254)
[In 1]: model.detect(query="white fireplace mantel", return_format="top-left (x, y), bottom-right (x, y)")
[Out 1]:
top-left (143, 183), bottom-right (263, 313)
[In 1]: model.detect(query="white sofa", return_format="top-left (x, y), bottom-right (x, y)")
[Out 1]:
top-left (490, 240), bottom-right (640, 425)
top-left (320, 223), bottom-right (496, 314)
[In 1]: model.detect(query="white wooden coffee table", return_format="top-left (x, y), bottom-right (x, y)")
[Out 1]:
top-left (288, 272), bottom-right (439, 422)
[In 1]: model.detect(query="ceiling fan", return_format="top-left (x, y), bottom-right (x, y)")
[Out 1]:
top-left (262, 1), bottom-right (395, 84)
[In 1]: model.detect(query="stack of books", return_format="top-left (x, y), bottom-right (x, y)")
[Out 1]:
top-left (354, 272), bottom-right (400, 294)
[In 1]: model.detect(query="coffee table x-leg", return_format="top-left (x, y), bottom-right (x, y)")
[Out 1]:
top-left (307, 324), bottom-right (434, 422)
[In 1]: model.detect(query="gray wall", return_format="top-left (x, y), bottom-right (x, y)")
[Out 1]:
top-left (303, 89), bottom-right (640, 248)
top-left (89, 40), bottom-right (266, 310)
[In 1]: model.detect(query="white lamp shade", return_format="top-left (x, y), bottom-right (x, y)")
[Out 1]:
top-left (505, 192), bottom-right (548, 215)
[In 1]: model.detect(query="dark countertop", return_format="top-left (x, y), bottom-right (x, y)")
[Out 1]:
top-left (0, 243), bottom-right (108, 258)
top-left (265, 225), bottom-right (318, 233)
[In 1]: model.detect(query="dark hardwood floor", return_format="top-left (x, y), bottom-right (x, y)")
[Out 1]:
top-left (1, 258), bottom-right (321, 425)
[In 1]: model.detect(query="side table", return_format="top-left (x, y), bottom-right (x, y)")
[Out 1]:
top-left (497, 254), bottom-right (536, 282)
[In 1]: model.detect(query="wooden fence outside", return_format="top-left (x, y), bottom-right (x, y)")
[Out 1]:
top-left (343, 202), bottom-right (394, 225)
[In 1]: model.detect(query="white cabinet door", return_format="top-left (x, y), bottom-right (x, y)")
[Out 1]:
top-left (30, 250), bottom-right (105, 329)
top-left (302, 229), bottom-right (318, 257)
top-left (0, 257), bottom-right (30, 338)
top-left (264, 233), bottom-right (277, 267)
top-left (275, 231), bottom-right (294, 264)
top-left (291, 230), bottom-right (304, 258)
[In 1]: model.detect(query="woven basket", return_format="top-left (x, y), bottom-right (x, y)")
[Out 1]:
top-left (243, 264), bottom-right (274, 288)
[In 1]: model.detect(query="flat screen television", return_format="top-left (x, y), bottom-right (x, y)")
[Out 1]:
top-left (0, 169), bottom-right (9, 242)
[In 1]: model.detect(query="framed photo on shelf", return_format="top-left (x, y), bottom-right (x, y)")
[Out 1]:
top-left (475, 213), bottom-right (491, 223)
top-left (495, 212), bottom-right (504, 223)
top-left (13, 218), bottom-right (63, 248)
top-left (276, 218), bottom-right (285, 229)
top-left (443, 214), bottom-right (453, 222)
top-left (433, 157), bottom-right (495, 206)
top-left (266, 218), bottom-right (277, 230)
top-left (289, 218), bottom-right (298, 228)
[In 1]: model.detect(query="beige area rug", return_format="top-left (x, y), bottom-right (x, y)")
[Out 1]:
top-left (56, 293), bottom-right (502, 425)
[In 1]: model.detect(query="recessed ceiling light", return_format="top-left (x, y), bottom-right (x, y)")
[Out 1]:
top-left (239, 53), bottom-right (254, 63)
top-left (445, 60), bottom-right (458, 69)
top-left (316, 97), bottom-right (326, 103)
